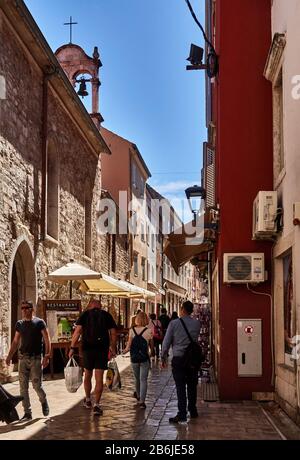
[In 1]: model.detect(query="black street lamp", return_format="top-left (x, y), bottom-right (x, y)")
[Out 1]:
top-left (185, 185), bottom-right (206, 222)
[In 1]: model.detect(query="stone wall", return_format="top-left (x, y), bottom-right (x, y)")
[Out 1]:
top-left (0, 10), bottom-right (129, 381)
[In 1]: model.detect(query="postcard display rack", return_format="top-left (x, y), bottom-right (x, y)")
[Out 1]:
top-left (193, 302), bottom-right (211, 382)
top-left (42, 299), bottom-right (81, 344)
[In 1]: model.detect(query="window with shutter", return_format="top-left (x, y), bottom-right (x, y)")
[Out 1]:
top-left (203, 142), bottom-right (215, 209)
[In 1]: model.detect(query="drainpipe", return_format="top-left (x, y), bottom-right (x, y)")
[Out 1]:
top-left (41, 66), bottom-right (57, 241)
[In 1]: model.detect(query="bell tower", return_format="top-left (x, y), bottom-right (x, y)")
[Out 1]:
top-left (55, 44), bottom-right (103, 128)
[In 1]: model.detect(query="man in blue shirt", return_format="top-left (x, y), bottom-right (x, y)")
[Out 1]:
top-left (161, 300), bottom-right (201, 424)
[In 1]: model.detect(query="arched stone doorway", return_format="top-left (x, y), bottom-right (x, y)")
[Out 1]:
top-left (10, 239), bottom-right (36, 353)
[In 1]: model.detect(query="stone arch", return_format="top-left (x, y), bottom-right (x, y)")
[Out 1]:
top-left (73, 69), bottom-right (94, 81)
top-left (8, 236), bottom-right (37, 344)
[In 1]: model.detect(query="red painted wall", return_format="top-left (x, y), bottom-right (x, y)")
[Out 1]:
top-left (213, 0), bottom-right (273, 399)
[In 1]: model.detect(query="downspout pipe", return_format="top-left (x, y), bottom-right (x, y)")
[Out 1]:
top-left (40, 65), bottom-right (58, 241)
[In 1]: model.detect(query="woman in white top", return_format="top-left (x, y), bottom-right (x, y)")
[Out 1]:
top-left (123, 311), bottom-right (153, 409)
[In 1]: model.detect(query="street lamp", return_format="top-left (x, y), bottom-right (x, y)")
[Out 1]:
top-left (185, 185), bottom-right (206, 222)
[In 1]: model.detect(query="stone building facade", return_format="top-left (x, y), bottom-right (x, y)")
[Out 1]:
top-left (0, 0), bottom-right (130, 380)
top-left (264, 0), bottom-right (300, 425)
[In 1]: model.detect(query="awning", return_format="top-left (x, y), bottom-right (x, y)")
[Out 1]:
top-left (79, 275), bottom-right (135, 297)
top-left (164, 219), bottom-right (215, 275)
top-left (116, 280), bottom-right (155, 299)
top-left (82, 278), bottom-right (156, 299)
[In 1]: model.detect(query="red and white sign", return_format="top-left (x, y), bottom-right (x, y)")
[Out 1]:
top-left (244, 325), bottom-right (254, 335)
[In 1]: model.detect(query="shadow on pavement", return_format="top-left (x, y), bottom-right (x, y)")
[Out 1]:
top-left (0, 417), bottom-right (43, 434)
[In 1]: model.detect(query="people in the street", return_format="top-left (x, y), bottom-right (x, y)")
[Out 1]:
top-left (123, 311), bottom-right (154, 409)
top-left (69, 299), bottom-right (117, 416)
top-left (161, 300), bottom-right (201, 424)
top-left (149, 313), bottom-right (163, 359)
top-left (170, 311), bottom-right (179, 321)
top-left (158, 307), bottom-right (170, 338)
top-left (6, 300), bottom-right (51, 421)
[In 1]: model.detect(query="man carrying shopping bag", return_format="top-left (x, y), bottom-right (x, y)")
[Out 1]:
top-left (69, 300), bottom-right (117, 416)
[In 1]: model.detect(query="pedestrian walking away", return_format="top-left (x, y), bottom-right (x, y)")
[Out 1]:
top-left (158, 307), bottom-right (170, 338)
top-left (170, 311), bottom-right (178, 321)
top-left (161, 300), bottom-right (201, 424)
top-left (69, 299), bottom-right (117, 416)
top-left (149, 313), bottom-right (163, 359)
top-left (123, 311), bottom-right (154, 409)
top-left (6, 300), bottom-right (51, 421)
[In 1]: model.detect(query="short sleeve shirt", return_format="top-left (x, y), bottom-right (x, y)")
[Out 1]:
top-left (76, 308), bottom-right (117, 351)
top-left (16, 317), bottom-right (46, 355)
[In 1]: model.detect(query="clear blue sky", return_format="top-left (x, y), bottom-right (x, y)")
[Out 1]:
top-left (25, 0), bottom-right (207, 220)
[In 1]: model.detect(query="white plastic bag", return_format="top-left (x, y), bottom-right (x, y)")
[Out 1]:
top-left (105, 359), bottom-right (121, 391)
top-left (64, 357), bottom-right (83, 393)
top-left (0, 335), bottom-right (8, 360)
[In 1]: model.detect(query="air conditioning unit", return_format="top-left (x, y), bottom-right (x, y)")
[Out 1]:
top-left (223, 253), bottom-right (265, 284)
top-left (253, 191), bottom-right (278, 239)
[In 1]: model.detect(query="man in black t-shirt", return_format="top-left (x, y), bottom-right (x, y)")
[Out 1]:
top-left (69, 300), bottom-right (117, 416)
top-left (6, 300), bottom-right (51, 421)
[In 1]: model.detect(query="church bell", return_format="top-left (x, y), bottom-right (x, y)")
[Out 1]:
top-left (77, 78), bottom-right (88, 98)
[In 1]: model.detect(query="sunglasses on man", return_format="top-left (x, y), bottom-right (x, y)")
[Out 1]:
top-left (21, 306), bottom-right (33, 310)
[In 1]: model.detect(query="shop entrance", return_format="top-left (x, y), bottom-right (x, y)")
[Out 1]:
top-left (10, 240), bottom-right (36, 361)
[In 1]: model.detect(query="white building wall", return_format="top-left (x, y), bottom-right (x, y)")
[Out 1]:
top-left (270, 0), bottom-right (300, 424)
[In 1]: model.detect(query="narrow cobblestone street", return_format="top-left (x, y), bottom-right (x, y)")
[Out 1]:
top-left (1, 358), bottom-right (299, 441)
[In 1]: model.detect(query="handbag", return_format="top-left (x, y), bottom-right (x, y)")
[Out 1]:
top-left (64, 357), bottom-right (83, 393)
top-left (105, 358), bottom-right (122, 390)
top-left (179, 318), bottom-right (203, 370)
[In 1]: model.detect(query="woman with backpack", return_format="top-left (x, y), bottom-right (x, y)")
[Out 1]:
top-left (149, 313), bottom-right (163, 359)
top-left (122, 311), bottom-right (153, 409)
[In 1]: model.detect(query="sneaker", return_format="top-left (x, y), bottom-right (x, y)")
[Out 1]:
top-left (93, 405), bottom-right (103, 416)
top-left (20, 413), bottom-right (32, 422)
top-left (83, 398), bottom-right (92, 409)
top-left (169, 415), bottom-right (187, 424)
top-left (139, 402), bottom-right (146, 409)
top-left (189, 410), bottom-right (199, 419)
top-left (42, 401), bottom-right (49, 416)
top-left (133, 391), bottom-right (140, 401)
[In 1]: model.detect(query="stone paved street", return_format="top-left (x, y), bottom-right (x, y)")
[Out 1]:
top-left (0, 357), bottom-right (298, 441)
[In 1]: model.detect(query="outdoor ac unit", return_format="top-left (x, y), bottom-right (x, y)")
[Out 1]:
top-left (223, 253), bottom-right (265, 284)
top-left (253, 191), bottom-right (278, 239)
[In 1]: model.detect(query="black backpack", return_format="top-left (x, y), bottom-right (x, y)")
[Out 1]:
top-left (180, 318), bottom-right (203, 370)
top-left (130, 327), bottom-right (149, 363)
top-left (83, 309), bottom-right (108, 346)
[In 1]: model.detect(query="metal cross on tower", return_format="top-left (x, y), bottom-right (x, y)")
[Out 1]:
top-left (64, 16), bottom-right (78, 44)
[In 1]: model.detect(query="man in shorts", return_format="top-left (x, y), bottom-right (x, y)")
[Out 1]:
top-left (69, 300), bottom-right (117, 416)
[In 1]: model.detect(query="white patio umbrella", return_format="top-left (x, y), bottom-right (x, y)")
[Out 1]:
top-left (47, 261), bottom-right (102, 299)
top-left (47, 262), bottom-right (101, 282)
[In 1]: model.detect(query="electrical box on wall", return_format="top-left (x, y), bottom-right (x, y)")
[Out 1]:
top-left (253, 191), bottom-right (278, 239)
top-left (237, 319), bottom-right (262, 377)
